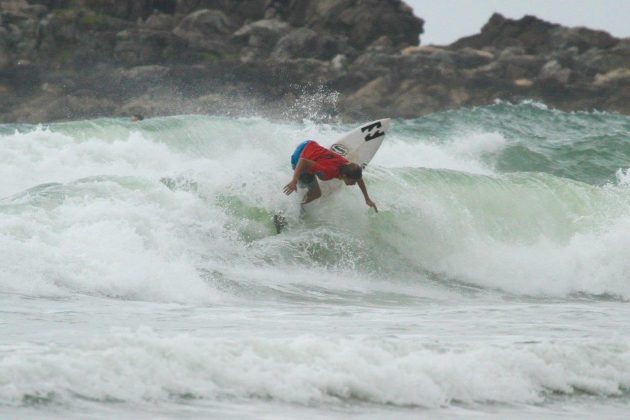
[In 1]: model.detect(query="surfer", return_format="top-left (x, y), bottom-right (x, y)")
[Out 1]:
top-left (283, 140), bottom-right (378, 212)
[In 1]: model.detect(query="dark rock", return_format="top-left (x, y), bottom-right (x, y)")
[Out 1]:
top-left (0, 61), bottom-right (40, 93)
top-left (498, 53), bottom-right (544, 80)
top-left (364, 35), bottom-right (397, 55)
top-left (452, 13), bottom-right (619, 58)
top-left (299, 0), bottom-right (424, 50)
top-left (330, 54), bottom-right (347, 71)
top-left (144, 10), bottom-right (175, 30)
top-left (1, 1), bottom-right (629, 122)
top-left (397, 47), bottom-right (456, 81)
top-left (538, 59), bottom-right (571, 84)
top-left (117, 64), bottom-right (172, 94)
top-left (451, 13), bottom-right (559, 54)
top-left (395, 82), bottom-right (461, 117)
top-left (392, 81), bottom-right (444, 117)
top-left (232, 18), bottom-right (292, 61)
top-left (233, 18), bottom-right (292, 49)
top-left (602, 85), bottom-right (630, 114)
top-left (272, 27), bottom-right (345, 61)
top-left (341, 76), bottom-right (392, 119)
top-left (347, 51), bottom-right (401, 86)
top-left (25, 0), bottom-right (55, 7)
top-left (451, 47), bottom-right (495, 69)
top-left (593, 68), bottom-right (630, 87)
top-left (115, 29), bottom-right (177, 66)
top-left (550, 26), bottom-right (618, 53)
top-left (0, 27), bottom-right (11, 70)
top-left (34, 9), bottom-right (132, 67)
top-left (9, 94), bottom-right (117, 122)
top-left (85, 0), bottom-right (159, 21)
top-left (173, 9), bottom-right (233, 54)
top-left (175, 0), bottom-right (266, 25)
top-left (574, 41), bottom-right (630, 76)
top-left (369, 35), bottom-right (394, 50)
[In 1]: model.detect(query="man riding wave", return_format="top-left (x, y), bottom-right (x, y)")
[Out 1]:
top-left (283, 140), bottom-right (378, 212)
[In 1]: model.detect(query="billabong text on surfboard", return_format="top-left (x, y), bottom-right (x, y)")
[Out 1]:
top-left (361, 121), bottom-right (385, 142)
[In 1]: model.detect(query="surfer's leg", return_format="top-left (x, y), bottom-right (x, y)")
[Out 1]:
top-left (302, 178), bottom-right (321, 205)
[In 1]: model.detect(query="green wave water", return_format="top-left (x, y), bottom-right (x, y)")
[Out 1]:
top-left (0, 102), bottom-right (629, 300)
top-left (2, 102), bottom-right (630, 418)
top-left (395, 101), bottom-right (630, 184)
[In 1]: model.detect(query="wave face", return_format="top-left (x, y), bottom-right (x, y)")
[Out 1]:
top-left (1, 103), bottom-right (629, 301)
top-left (1, 102), bottom-right (630, 417)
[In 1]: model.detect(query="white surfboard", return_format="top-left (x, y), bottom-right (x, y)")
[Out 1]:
top-left (319, 118), bottom-right (391, 197)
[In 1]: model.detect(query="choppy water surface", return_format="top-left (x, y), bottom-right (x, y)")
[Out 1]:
top-left (1, 102), bottom-right (630, 418)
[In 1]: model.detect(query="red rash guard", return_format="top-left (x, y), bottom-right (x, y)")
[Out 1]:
top-left (300, 141), bottom-right (349, 180)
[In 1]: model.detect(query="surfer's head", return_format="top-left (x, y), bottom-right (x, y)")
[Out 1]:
top-left (339, 163), bottom-right (362, 185)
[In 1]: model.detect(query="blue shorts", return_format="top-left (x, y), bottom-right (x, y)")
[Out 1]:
top-left (291, 140), bottom-right (315, 188)
top-left (291, 140), bottom-right (310, 169)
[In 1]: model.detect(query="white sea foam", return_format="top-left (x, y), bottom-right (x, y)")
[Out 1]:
top-left (0, 183), bottom-right (223, 302)
top-left (431, 215), bottom-right (630, 297)
top-left (373, 169), bottom-right (630, 298)
top-left (0, 128), bottom-right (194, 198)
top-left (1, 329), bottom-right (628, 408)
top-left (372, 131), bottom-right (506, 175)
top-left (445, 132), bottom-right (507, 158)
top-left (616, 168), bottom-right (630, 186)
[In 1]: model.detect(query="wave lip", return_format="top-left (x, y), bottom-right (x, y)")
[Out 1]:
top-left (1, 329), bottom-right (629, 409)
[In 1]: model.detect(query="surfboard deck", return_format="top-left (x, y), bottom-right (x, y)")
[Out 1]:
top-left (319, 118), bottom-right (390, 197)
top-left (275, 118), bottom-right (390, 233)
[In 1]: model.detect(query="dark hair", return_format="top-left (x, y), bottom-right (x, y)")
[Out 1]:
top-left (340, 163), bottom-right (362, 180)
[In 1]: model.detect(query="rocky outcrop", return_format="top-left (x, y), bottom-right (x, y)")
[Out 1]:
top-left (233, 18), bottom-right (292, 62)
top-left (296, 0), bottom-right (422, 50)
top-left (272, 27), bottom-right (346, 61)
top-left (173, 8), bottom-right (233, 54)
top-left (1, 1), bottom-right (629, 123)
top-left (450, 13), bottom-right (618, 54)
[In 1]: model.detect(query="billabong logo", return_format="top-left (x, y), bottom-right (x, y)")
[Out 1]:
top-left (361, 121), bottom-right (384, 141)
top-left (331, 144), bottom-right (348, 156)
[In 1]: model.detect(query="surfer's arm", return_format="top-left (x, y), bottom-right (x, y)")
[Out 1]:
top-left (283, 159), bottom-right (315, 195)
top-left (357, 178), bottom-right (378, 212)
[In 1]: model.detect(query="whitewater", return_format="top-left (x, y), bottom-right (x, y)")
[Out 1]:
top-left (1, 102), bottom-right (630, 419)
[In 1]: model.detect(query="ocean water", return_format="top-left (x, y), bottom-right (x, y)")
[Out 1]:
top-left (1, 102), bottom-right (630, 419)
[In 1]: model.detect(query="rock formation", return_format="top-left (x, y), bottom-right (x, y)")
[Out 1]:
top-left (0, 0), bottom-right (628, 122)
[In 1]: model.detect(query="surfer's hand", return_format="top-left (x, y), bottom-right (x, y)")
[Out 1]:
top-left (366, 199), bottom-right (378, 213)
top-left (283, 179), bottom-right (298, 195)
